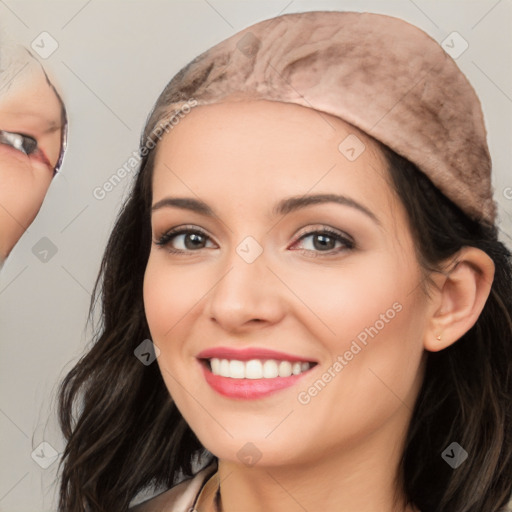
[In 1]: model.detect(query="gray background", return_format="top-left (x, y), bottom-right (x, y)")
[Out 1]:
top-left (0, 1), bottom-right (511, 511)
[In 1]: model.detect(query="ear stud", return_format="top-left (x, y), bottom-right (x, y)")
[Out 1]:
top-left (436, 334), bottom-right (442, 341)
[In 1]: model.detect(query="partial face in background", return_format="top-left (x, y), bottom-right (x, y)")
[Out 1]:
top-left (143, 100), bottom-right (431, 467)
top-left (0, 45), bottom-right (65, 262)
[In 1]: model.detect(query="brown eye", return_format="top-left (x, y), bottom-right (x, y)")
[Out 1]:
top-left (291, 227), bottom-right (355, 255)
top-left (0, 130), bottom-right (38, 156)
top-left (154, 226), bottom-right (216, 255)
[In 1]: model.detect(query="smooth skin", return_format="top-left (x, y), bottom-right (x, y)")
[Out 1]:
top-left (143, 100), bottom-right (494, 512)
top-left (0, 47), bottom-right (63, 262)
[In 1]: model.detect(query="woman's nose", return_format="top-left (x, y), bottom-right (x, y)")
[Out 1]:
top-left (205, 240), bottom-right (288, 333)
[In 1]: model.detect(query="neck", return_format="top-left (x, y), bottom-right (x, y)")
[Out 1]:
top-left (216, 406), bottom-right (418, 512)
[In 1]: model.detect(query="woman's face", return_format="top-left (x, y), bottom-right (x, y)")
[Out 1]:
top-left (143, 100), bottom-right (431, 467)
top-left (0, 50), bottom-right (63, 260)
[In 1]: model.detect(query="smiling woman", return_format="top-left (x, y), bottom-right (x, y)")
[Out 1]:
top-left (56, 10), bottom-right (511, 512)
top-left (0, 40), bottom-right (67, 265)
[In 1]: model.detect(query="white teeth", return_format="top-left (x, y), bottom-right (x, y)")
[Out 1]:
top-left (211, 358), bottom-right (221, 374)
top-left (278, 361), bottom-right (292, 377)
top-left (219, 359), bottom-right (230, 377)
top-left (245, 359), bottom-right (263, 379)
top-left (209, 358), bottom-right (312, 378)
top-left (229, 360), bottom-right (245, 379)
top-left (263, 360), bottom-right (279, 378)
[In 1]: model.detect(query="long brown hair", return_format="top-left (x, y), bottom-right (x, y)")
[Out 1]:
top-left (57, 71), bottom-right (512, 512)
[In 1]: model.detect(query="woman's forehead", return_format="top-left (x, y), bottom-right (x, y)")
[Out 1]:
top-left (151, 100), bottom-right (394, 217)
top-left (156, 99), bottom-right (383, 159)
top-left (154, 100), bottom-right (383, 166)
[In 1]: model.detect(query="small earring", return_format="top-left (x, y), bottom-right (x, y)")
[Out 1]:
top-left (436, 334), bottom-right (442, 341)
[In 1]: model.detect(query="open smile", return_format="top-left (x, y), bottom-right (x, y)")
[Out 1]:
top-left (196, 347), bottom-right (318, 399)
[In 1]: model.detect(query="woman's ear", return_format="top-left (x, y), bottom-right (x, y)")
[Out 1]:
top-left (423, 247), bottom-right (495, 352)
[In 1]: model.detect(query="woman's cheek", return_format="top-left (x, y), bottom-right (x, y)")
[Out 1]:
top-left (143, 259), bottom-right (205, 342)
top-left (144, 262), bottom-right (179, 339)
top-left (286, 261), bottom-right (399, 338)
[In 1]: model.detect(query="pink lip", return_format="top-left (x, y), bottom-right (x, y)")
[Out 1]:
top-left (199, 361), bottom-right (312, 400)
top-left (196, 346), bottom-right (316, 363)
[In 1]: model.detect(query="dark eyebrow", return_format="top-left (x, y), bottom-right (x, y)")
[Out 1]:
top-left (273, 194), bottom-right (380, 225)
top-left (152, 197), bottom-right (214, 216)
top-left (3, 111), bottom-right (63, 133)
top-left (151, 193), bottom-right (380, 225)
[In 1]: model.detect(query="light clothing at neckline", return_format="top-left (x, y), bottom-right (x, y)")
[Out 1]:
top-left (130, 460), bottom-right (426, 512)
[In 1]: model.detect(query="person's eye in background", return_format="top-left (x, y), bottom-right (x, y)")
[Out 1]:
top-left (0, 130), bottom-right (38, 155)
top-left (0, 40), bottom-right (67, 263)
